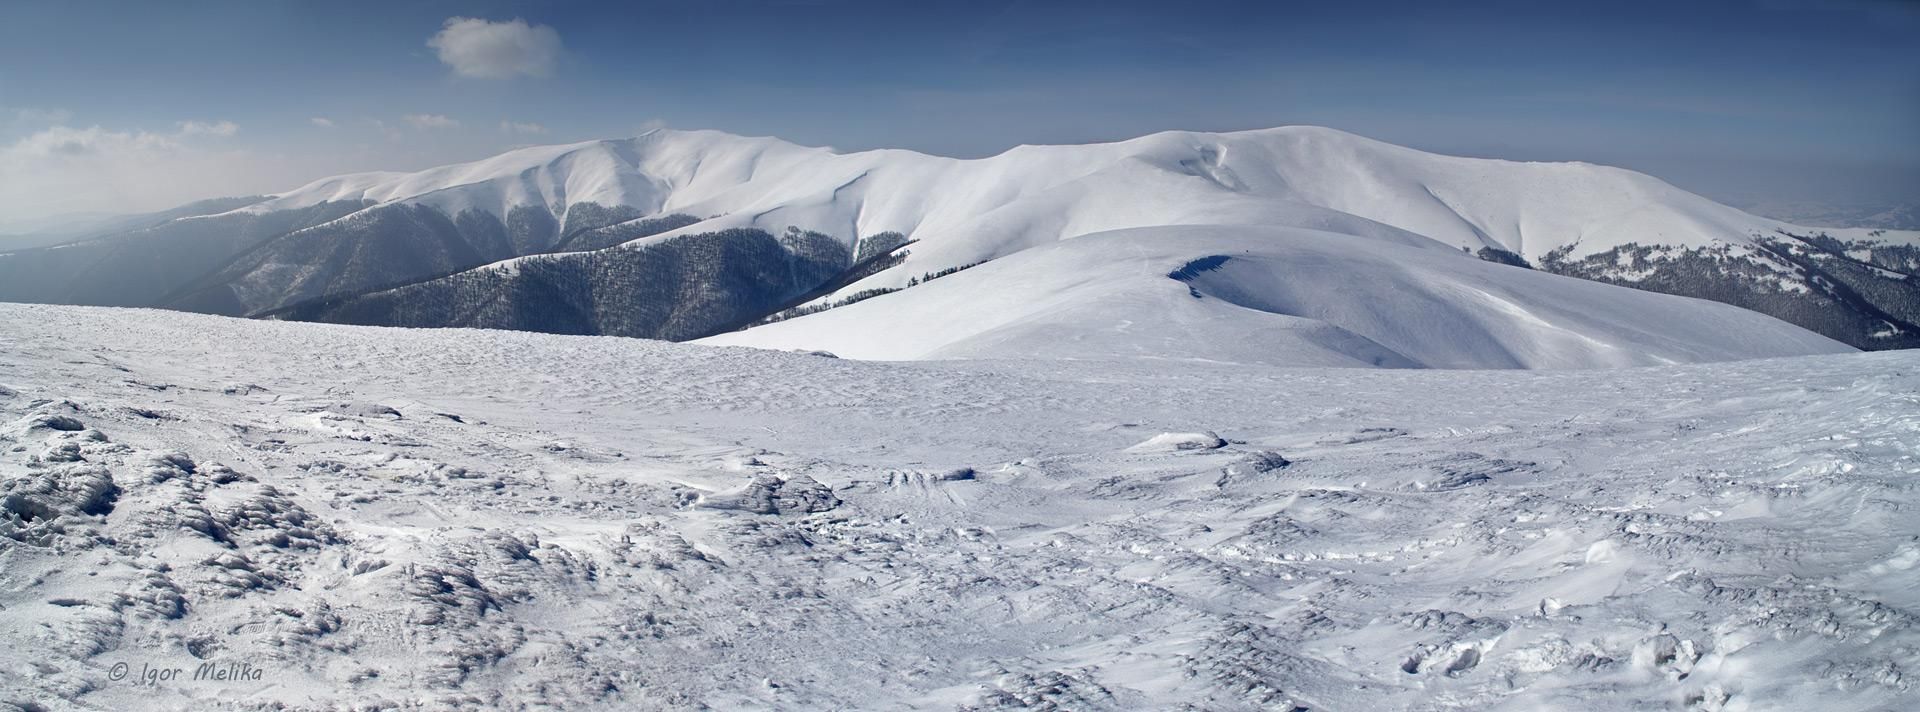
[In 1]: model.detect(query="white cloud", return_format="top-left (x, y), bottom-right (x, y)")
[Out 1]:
top-left (177, 120), bottom-right (239, 137)
top-left (500, 120), bottom-right (547, 135)
top-left (9, 125), bottom-right (178, 157)
top-left (0, 115), bottom-right (516, 222)
top-left (428, 17), bottom-right (562, 79)
top-left (9, 119), bottom-right (234, 159)
top-left (310, 117), bottom-right (335, 128)
top-left (403, 114), bottom-right (460, 130)
top-left (636, 118), bottom-right (669, 133)
top-left (0, 121), bottom-right (274, 219)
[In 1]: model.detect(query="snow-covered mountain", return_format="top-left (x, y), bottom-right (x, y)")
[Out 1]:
top-left (2, 126), bottom-right (1913, 360)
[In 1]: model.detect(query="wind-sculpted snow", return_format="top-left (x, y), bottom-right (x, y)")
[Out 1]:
top-left (0, 303), bottom-right (1914, 710)
top-left (703, 226), bottom-right (1852, 368)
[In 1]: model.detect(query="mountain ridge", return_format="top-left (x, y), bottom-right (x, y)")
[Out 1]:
top-left (2, 125), bottom-right (1913, 358)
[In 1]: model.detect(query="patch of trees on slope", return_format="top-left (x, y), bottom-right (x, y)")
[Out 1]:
top-left (164, 203), bottom-right (697, 316)
top-left (0, 199), bottom-right (701, 319)
top-left (267, 227), bottom-right (918, 342)
top-left (1540, 232), bottom-right (1920, 351)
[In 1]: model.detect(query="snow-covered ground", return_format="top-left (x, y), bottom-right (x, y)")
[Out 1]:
top-left (2, 303), bottom-right (1916, 710)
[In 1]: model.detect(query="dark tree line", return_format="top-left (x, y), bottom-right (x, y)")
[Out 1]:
top-left (1474, 246), bottom-right (1532, 269)
top-left (557, 213), bottom-right (700, 252)
top-left (905, 259), bottom-right (987, 287)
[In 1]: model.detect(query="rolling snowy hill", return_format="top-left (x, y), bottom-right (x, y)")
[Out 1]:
top-left (2, 126), bottom-right (1913, 354)
top-left (698, 226), bottom-right (1852, 368)
top-left (2, 303), bottom-right (1915, 710)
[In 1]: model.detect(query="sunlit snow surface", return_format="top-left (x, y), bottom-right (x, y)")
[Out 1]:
top-left (702, 226), bottom-right (1851, 369)
top-left (1, 303), bottom-right (1915, 710)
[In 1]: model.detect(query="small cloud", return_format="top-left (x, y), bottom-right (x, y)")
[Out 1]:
top-left (8, 118), bottom-right (241, 162)
top-left (403, 114), bottom-right (461, 130)
top-left (636, 118), bottom-right (668, 134)
top-left (310, 117), bottom-right (335, 128)
top-left (500, 120), bottom-right (547, 135)
top-left (177, 120), bottom-right (239, 137)
top-left (429, 17), bottom-right (563, 79)
top-left (7, 125), bottom-right (178, 158)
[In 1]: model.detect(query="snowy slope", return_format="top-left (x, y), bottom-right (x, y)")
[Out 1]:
top-left (700, 225), bottom-right (1852, 369)
top-left (2, 303), bottom-right (1915, 710)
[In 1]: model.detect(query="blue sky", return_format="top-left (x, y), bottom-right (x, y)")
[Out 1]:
top-left (2, 0), bottom-right (1916, 220)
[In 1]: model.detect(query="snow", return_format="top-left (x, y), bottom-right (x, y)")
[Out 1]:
top-left (244, 129), bottom-right (832, 224)
top-left (225, 126), bottom-right (1920, 298)
top-left (1, 302), bottom-right (1914, 710)
top-left (701, 225), bottom-right (1852, 369)
top-left (1126, 431), bottom-right (1229, 453)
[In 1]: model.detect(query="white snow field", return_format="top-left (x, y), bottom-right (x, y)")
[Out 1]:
top-left (2, 302), bottom-right (1915, 710)
top-left (699, 226), bottom-right (1851, 368)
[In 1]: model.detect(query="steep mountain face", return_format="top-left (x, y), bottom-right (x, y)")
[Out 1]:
top-left (2, 126), bottom-right (1913, 359)
top-left (162, 200), bottom-right (660, 315)
top-left (268, 227), bottom-right (856, 341)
